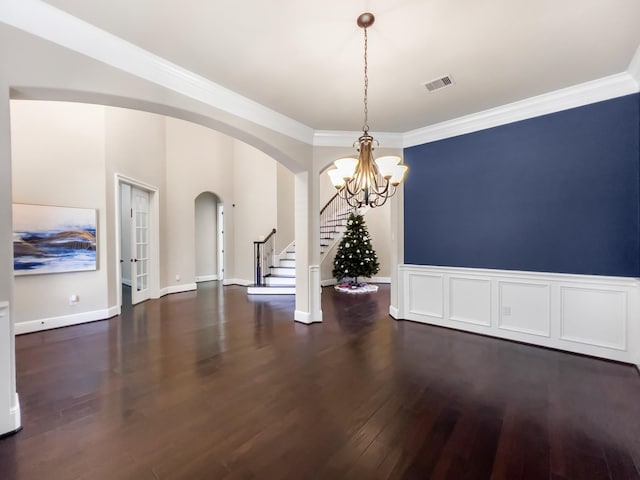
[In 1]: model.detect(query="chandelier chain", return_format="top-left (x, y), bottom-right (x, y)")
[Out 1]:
top-left (363, 26), bottom-right (369, 133)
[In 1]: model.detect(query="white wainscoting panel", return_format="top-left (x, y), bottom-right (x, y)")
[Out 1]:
top-left (407, 273), bottom-right (443, 319)
top-left (499, 281), bottom-right (550, 337)
top-left (560, 287), bottom-right (627, 351)
top-left (449, 277), bottom-right (491, 326)
top-left (399, 265), bottom-right (640, 366)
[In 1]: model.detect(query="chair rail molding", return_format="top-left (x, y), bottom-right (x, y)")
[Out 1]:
top-left (397, 264), bottom-right (640, 367)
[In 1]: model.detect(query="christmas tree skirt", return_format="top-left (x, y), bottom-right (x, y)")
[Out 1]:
top-left (334, 282), bottom-right (379, 294)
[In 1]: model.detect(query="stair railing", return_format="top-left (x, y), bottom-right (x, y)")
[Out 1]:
top-left (254, 228), bottom-right (276, 286)
top-left (320, 188), bottom-right (353, 256)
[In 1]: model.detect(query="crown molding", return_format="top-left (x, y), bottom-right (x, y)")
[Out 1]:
top-left (403, 72), bottom-right (639, 148)
top-left (313, 130), bottom-right (404, 149)
top-left (0, 0), bottom-right (315, 144)
top-left (1, 1), bottom-right (638, 151)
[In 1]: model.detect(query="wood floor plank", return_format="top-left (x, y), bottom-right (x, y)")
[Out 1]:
top-left (1, 282), bottom-right (639, 479)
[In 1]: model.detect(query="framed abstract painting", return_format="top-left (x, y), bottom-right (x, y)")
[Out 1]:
top-left (13, 203), bottom-right (97, 275)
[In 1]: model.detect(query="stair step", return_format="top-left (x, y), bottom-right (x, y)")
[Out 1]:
top-left (270, 266), bottom-right (295, 276)
top-left (279, 259), bottom-right (295, 267)
top-left (265, 275), bottom-right (296, 286)
top-left (247, 285), bottom-right (295, 295)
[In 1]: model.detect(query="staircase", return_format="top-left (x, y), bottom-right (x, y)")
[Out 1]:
top-left (247, 243), bottom-right (297, 295)
top-left (247, 190), bottom-right (352, 295)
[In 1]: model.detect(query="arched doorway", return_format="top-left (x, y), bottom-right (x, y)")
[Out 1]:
top-left (194, 192), bottom-right (223, 283)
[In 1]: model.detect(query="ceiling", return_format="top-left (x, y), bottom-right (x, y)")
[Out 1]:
top-left (41, 0), bottom-right (640, 133)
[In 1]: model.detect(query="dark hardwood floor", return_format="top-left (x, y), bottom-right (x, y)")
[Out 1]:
top-left (1, 282), bottom-right (640, 479)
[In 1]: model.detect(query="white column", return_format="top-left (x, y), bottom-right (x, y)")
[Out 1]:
top-left (0, 85), bottom-right (21, 435)
top-left (389, 183), bottom-right (404, 319)
top-left (294, 170), bottom-right (322, 323)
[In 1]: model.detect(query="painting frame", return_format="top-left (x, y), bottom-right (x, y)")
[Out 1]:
top-left (13, 203), bottom-right (98, 276)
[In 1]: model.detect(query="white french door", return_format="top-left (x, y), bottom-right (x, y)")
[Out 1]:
top-left (131, 187), bottom-right (151, 304)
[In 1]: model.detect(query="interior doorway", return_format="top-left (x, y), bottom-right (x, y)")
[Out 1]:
top-left (194, 192), bottom-right (223, 283)
top-left (115, 174), bottom-right (160, 308)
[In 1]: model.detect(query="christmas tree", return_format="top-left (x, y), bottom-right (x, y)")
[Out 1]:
top-left (332, 212), bottom-right (380, 285)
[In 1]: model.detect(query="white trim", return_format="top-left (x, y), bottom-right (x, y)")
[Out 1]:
top-left (1, 1), bottom-right (637, 150)
top-left (0, 0), bottom-right (314, 145)
top-left (389, 305), bottom-right (399, 319)
top-left (159, 283), bottom-right (198, 296)
top-left (403, 73), bottom-right (639, 148)
top-left (294, 310), bottom-right (322, 324)
top-left (114, 174), bottom-right (160, 307)
top-left (314, 130), bottom-right (404, 149)
top-left (196, 274), bottom-right (219, 283)
top-left (398, 264), bottom-right (640, 365)
top-left (14, 305), bottom-right (120, 335)
top-left (9, 393), bottom-right (21, 433)
top-left (628, 45), bottom-right (640, 86)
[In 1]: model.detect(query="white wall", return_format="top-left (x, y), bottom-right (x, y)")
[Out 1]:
top-left (105, 107), bottom-right (167, 297)
top-left (165, 116), bottom-right (235, 287)
top-left (232, 140), bottom-right (279, 283)
top-left (195, 192), bottom-right (218, 280)
top-left (11, 101), bottom-right (109, 328)
top-left (276, 163), bottom-right (295, 253)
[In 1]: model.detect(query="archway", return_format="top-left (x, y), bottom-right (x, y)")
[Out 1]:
top-left (194, 192), bottom-right (223, 284)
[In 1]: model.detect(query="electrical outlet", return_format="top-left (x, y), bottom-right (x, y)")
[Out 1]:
top-left (503, 306), bottom-right (511, 316)
top-left (69, 294), bottom-right (79, 305)
top-left (175, 274), bottom-right (181, 282)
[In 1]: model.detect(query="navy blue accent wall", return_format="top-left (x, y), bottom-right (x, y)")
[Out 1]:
top-left (404, 93), bottom-right (640, 277)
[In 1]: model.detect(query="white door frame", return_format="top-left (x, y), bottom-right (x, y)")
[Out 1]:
top-left (217, 203), bottom-right (224, 280)
top-left (114, 173), bottom-right (160, 312)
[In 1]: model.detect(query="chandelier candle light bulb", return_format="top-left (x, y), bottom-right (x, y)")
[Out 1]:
top-left (326, 12), bottom-right (409, 208)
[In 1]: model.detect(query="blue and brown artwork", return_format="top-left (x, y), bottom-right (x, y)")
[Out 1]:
top-left (13, 203), bottom-right (97, 275)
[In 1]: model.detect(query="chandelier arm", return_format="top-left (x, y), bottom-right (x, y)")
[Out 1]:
top-left (367, 177), bottom-right (390, 197)
top-left (345, 194), bottom-right (362, 209)
top-left (343, 179), bottom-right (360, 198)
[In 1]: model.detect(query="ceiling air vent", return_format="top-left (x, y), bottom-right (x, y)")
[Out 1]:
top-left (423, 75), bottom-right (454, 93)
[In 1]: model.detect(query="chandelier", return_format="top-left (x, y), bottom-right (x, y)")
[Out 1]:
top-left (326, 12), bottom-right (408, 209)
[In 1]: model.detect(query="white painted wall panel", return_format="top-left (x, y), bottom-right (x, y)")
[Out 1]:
top-left (408, 273), bottom-right (443, 319)
top-left (449, 277), bottom-right (491, 326)
top-left (499, 282), bottom-right (550, 337)
top-left (399, 265), bottom-right (640, 366)
top-left (560, 287), bottom-right (627, 350)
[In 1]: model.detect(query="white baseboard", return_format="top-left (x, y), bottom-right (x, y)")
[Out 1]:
top-left (389, 305), bottom-right (399, 319)
top-left (321, 276), bottom-right (391, 287)
top-left (14, 305), bottom-right (120, 335)
top-left (196, 274), bottom-right (218, 283)
top-left (398, 264), bottom-right (640, 365)
top-left (222, 278), bottom-right (252, 286)
top-left (9, 393), bottom-right (21, 433)
top-left (160, 283), bottom-right (198, 296)
top-left (294, 310), bottom-right (322, 324)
